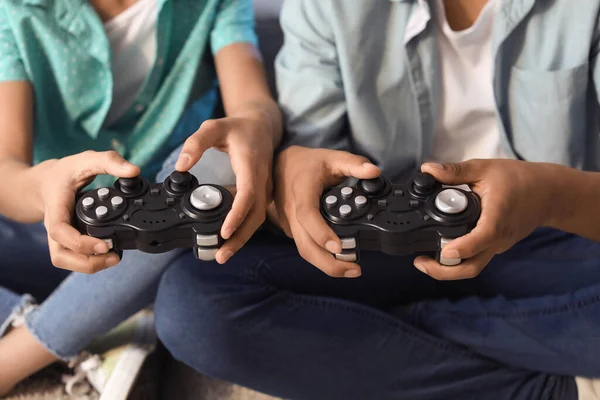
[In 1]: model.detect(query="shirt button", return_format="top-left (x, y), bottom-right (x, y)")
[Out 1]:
top-left (135, 104), bottom-right (146, 113)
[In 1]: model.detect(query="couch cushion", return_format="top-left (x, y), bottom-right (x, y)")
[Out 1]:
top-left (254, 0), bottom-right (284, 95)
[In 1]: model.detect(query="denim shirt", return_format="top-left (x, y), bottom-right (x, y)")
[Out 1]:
top-left (275, 0), bottom-right (600, 181)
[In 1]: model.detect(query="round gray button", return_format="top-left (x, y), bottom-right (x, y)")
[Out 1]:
top-left (435, 189), bottom-right (468, 214)
top-left (97, 188), bottom-right (110, 200)
top-left (355, 196), bottom-right (367, 207)
top-left (325, 195), bottom-right (338, 207)
top-left (95, 206), bottom-right (109, 219)
top-left (190, 186), bottom-right (223, 211)
top-left (341, 187), bottom-right (353, 198)
top-left (111, 196), bottom-right (124, 208)
top-left (339, 205), bottom-right (352, 218)
top-left (82, 197), bottom-right (94, 209)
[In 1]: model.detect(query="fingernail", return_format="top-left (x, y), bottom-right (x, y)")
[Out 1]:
top-left (344, 269), bottom-right (362, 278)
top-left (105, 255), bottom-right (119, 268)
top-left (363, 162), bottom-right (378, 169)
top-left (414, 263), bottom-right (428, 275)
top-left (424, 162), bottom-right (445, 170)
top-left (94, 243), bottom-right (108, 254)
top-left (325, 240), bottom-right (342, 254)
top-left (443, 249), bottom-right (460, 259)
top-left (122, 160), bottom-right (134, 169)
top-left (221, 251), bottom-right (234, 263)
top-left (176, 153), bottom-right (191, 170)
top-left (221, 228), bottom-right (233, 240)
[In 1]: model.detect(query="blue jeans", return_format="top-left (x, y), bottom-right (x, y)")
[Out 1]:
top-left (0, 98), bottom-right (235, 358)
top-left (0, 214), bottom-right (183, 358)
top-left (154, 228), bottom-right (600, 400)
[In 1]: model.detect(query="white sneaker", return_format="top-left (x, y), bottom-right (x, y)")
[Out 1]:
top-left (63, 310), bottom-right (157, 400)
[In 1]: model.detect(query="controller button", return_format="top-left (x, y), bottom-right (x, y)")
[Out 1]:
top-left (439, 237), bottom-right (461, 266)
top-left (123, 214), bottom-right (130, 222)
top-left (95, 206), bottom-right (109, 219)
top-left (191, 186), bottom-right (223, 211)
top-left (394, 189), bottom-right (404, 197)
top-left (413, 173), bottom-right (437, 195)
top-left (111, 196), bottom-right (124, 208)
top-left (339, 205), bottom-right (352, 218)
top-left (377, 199), bottom-right (387, 207)
top-left (82, 197), bottom-right (95, 210)
top-left (97, 188), bottom-right (110, 200)
top-left (197, 247), bottom-right (218, 261)
top-left (335, 252), bottom-right (358, 262)
top-left (341, 187), bottom-right (353, 199)
top-left (325, 195), bottom-right (338, 208)
top-left (179, 213), bottom-right (186, 219)
top-left (423, 215), bottom-right (431, 221)
top-left (166, 197), bottom-right (175, 206)
top-left (360, 177), bottom-right (385, 195)
top-left (409, 200), bottom-right (419, 207)
top-left (103, 238), bottom-right (114, 250)
top-left (134, 199), bottom-right (144, 207)
top-left (197, 234), bottom-right (219, 247)
top-left (355, 196), bottom-right (367, 208)
top-left (435, 189), bottom-right (468, 214)
top-left (367, 214), bottom-right (374, 221)
top-left (341, 238), bottom-right (357, 250)
top-left (151, 188), bottom-right (160, 196)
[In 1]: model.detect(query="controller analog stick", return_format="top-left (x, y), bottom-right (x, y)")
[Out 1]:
top-left (412, 173), bottom-right (437, 195)
top-left (434, 189), bottom-right (468, 214)
top-left (118, 176), bottom-right (143, 195)
top-left (360, 177), bottom-right (386, 195)
top-left (190, 186), bottom-right (223, 211)
top-left (169, 171), bottom-right (192, 193)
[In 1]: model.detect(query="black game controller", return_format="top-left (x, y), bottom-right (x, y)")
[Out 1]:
top-left (74, 171), bottom-right (233, 261)
top-left (320, 173), bottom-right (481, 266)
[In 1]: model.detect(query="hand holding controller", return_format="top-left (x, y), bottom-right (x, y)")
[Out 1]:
top-left (74, 171), bottom-right (233, 261)
top-left (320, 173), bottom-right (481, 265)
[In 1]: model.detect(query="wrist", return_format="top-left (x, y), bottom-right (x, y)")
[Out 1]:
top-left (229, 100), bottom-right (282, 149)
top-left (539, 163), bottom-right (580, 229)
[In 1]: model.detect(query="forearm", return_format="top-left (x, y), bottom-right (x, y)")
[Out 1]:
top-left (545, 164), bottom-right (600, 242)
top-left (0, 158), bottom-right (46, 223)
top-left (215, 43), bottom-right (283, 149)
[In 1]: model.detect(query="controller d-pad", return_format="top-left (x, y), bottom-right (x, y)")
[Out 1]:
top-left (82, 197), bottom-right (95, 209)
top-left (190, 186), bottom-right (222, 211)
top-left (339, 205), bottom-right (352, 218)
top-left (435, 189), bottom-right (468, 214)
top-left (96, 206), bottom-right (109, 219)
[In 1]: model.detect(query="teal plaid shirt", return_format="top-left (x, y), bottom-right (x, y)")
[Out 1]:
top-left (0, 0), bottom-right (257, 187)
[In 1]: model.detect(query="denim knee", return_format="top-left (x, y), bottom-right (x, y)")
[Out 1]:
top-left (154, 256), bottom-right (266, 377)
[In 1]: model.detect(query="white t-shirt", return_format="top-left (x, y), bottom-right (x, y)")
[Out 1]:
top-left (103, 0), bottom-right (158, 127)
top-left (429, 0), bottom-right (508, 163)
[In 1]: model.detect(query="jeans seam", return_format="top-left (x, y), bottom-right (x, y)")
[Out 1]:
top-left (247, 260), bottom-right (493, 362)
top-left (431, 292), bottom-right (600, 321)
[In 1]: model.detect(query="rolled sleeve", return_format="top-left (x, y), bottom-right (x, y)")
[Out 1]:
top-left (0, 5), bottom-right (29, 82)
top-left (275, 0), bottom-right (349, 152)
top-left (210, 0), bottom-right (258, 55)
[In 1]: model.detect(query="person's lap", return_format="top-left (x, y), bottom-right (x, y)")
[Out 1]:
top-left (154, 227), bottom-right (599, 399)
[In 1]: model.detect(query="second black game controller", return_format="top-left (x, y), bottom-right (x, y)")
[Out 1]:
top-left (74, 171), bottom-right (233, 261)
top-left (320, 173), bottom-right (481, 266)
